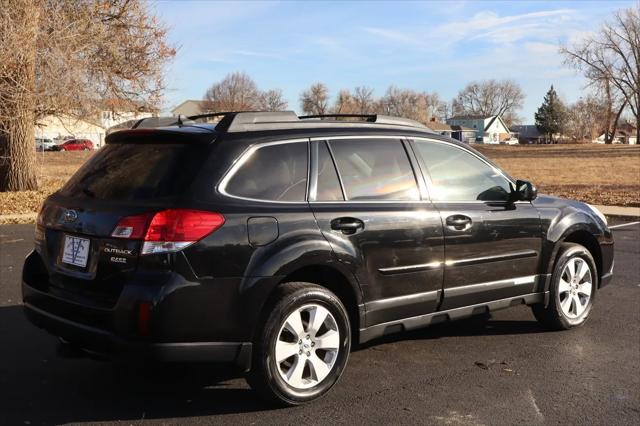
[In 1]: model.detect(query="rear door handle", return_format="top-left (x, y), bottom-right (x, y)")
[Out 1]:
top-left (445, 215), bottom-right (472, 231)
top-left (330, 217), bottom-right (364, 235)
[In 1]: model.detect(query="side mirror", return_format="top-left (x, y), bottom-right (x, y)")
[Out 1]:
top-left (512, 179), bottom-right (537, 202)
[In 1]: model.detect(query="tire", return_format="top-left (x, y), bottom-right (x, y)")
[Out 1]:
top-left (532, 243), bottom-right (597, 330)
top-left (246, 282), bottom-right (351, 406)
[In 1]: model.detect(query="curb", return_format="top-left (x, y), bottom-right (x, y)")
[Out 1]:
top-left (594, 205), bottom-right (640, 218)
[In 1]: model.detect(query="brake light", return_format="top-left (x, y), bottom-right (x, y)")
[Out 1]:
top-left (111, 209), bottom-right (225, 255)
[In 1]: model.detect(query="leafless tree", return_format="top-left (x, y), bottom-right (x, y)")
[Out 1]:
top-left (452, 79), bottom-right (525, 126)
top-left (300, 83), bottom-right (330, 115)
top-left (332, 89), bottom-right (356, 114)
top-left (561, 6), bottom-right (639, 145)
top-left (0, 0), bottom-right (175, 191)
top-left (353, 86), bottom-right (376, 114)
top-left (258, 89), bottom-right (288, 111)
top-left (381, 86), bottom-right (445, 123)
top-left (566, 95), bottom-right (610, 142)
top-left (204, 72), bottom-right (261, 112)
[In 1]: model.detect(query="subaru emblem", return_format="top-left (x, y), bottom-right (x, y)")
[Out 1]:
top-left (63, 209), bottom-right (78, 223)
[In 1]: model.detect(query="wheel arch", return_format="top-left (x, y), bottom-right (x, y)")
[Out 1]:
top-left (256, 263), bottom-right (364, 345)
top-left (545, 226), bottom-right (603, 288)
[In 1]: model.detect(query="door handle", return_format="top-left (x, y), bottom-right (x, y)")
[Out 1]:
top-left (330, 217), bottom-right (364, 235)
top-left (445, 215), bottom-right (472, 231)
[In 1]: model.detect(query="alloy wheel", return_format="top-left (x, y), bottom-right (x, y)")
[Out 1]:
top-left (274, 304), bottom-right (340, 390)
top-left (558, 257), bottom-right (593, 319)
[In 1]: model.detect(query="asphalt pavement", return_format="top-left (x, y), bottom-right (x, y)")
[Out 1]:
top-left (0, 219), bottom-right (638, 425)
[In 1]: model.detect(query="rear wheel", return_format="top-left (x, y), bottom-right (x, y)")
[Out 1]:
top-left (246, 282), bottom-right (351, 406)
top-left (532, 243), bottom-right (597, 330)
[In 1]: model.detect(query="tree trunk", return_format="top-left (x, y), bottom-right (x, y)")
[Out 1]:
top-left (607, 100), bottom-right (628, 146)
top-left (0, 1), bottom-right (39, 191)
top-left (604, 81), bottom-right (613, 144)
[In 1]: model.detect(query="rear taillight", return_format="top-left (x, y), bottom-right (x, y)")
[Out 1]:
top-left (111, 209), bottom-right (225, 255)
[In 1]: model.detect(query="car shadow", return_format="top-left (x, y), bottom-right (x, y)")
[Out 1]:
top-left (0, 304), bottom-right (545, 424)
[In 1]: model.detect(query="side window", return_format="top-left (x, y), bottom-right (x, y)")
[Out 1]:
top-left (316, 141), bottom-right (344, 201)
top-left (224, 142), bottom-right (308, 202)
top-left (414, 140), bottom-right (511, 202)
top-left (328, 139), bottom-right (419, 201)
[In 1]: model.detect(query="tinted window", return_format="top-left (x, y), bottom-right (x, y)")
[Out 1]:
top-left (315, 141), bottom-right (344, 201)
top-left (414, 140), bottom-right (511, 201)
top-left (59, 144), bottom-right (210, 200)
top-left (329, 139), bottom-right (419, 201)
top-left (225, 142), bottom-right (308, 202)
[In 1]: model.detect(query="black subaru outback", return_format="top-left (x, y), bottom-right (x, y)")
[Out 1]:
top-left (22, 111), bottom-right (614, 405)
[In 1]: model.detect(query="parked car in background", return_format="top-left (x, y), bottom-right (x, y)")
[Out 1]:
top-left (35, 138), bottom-right (56, 151)
top-left (52, 139), bottom-right (93, 151)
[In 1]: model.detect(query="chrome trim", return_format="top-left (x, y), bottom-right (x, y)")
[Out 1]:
top-left (444, 275), bottom-right (537, 298)
top-left (217, 138), bottom-right (310, 204)
top-left (445, 249), bottom-right (538, 267)
top-left (378, 261), bottom-right (442, 275)
top-left (310, 135), bottom-right (408, 141)
top-left (366, 290), bottom-right (440, 311)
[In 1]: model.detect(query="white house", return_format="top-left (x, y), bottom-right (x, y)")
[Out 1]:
top-left (446, 115), bottom-right (512, 144)
top-left (427, 119), bottom-right (476, 143)
top-left (593, 123), bottom-right (637, 144)
top-left (171, 100), bottom-right (208, 117)
top-left (35, 115), bottom-right (106, 147)
top-left (34, 100), bottom-right (155, 148)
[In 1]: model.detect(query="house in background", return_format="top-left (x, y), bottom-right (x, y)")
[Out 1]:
top-left (35, 115), bottom-right (106, 147)
top-left (427, 119), bottom-right (476, 143)
top-left (98, 99), bottom-right (154, 131)
top-left (171, 100), bottom-right (208, 117)
top-left (511, 125), bottom-right (545, 144)
top-left (593, 122), bottom-right (638, 144)
top-left (34, 100), bottom-right (154, 148)
top-left (446, 115), bottom-right (512, 144)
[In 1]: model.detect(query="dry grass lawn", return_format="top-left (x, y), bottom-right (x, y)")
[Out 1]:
top-left (0, 144), bottom-right (638, 223)
top-left (475, 144), bottom-right (640, 207)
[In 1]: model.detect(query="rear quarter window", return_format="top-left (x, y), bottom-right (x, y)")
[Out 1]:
top-left (59, 144), bottom-right (211, 200)
top-left (221, 141), bottom-right (308, 202)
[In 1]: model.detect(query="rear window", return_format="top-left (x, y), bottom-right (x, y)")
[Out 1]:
top-left (59, 144), bottom-right (210, 200)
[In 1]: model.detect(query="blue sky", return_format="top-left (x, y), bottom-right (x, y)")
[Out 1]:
top-left (154, 0), bottom-right (635, 122)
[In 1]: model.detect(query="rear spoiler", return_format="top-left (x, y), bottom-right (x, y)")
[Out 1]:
top-left (105, 127), bottom-right (216, 145)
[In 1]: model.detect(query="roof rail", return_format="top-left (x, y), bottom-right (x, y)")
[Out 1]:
top-left (120, 111), bottom-right (433, 133)
top-left (299, 113), bottom-right (428, 129)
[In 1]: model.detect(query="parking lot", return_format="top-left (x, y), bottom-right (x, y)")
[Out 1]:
top-left (0, 219), bottom-right (638, 425)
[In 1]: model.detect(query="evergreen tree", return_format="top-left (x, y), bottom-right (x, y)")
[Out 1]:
top-left (535, 86), bottom-right (567, 143)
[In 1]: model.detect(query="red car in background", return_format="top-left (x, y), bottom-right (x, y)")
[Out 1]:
top-left (53, 139), bottom-right (93, 151)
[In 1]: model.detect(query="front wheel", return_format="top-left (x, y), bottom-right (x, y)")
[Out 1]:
top-left (532, 243), bottom-right (597, 330)
top-left (246, 282), bottom-right (351, 406)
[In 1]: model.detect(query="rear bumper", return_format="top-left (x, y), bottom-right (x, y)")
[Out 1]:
top-left (23, 298), bottom-right (252, 370)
